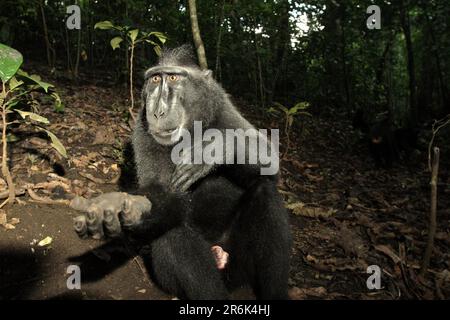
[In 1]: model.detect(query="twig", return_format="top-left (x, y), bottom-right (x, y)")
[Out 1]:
top-left (26, 186), bottom-right (70, 205)
top-left (1, 81), bottom-right (15, 207)
top-left (122, 239), bottom-right (152, 286)
top-left (0, 187), bottom-right (26, 199)
top-left (427, 114), bottom-right (450, 171)
top-left (421, 147), bottom-right (439, 276)
top-left (128, 42), bottom-right (136, 124)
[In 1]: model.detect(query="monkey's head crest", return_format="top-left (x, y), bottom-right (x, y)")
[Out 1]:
top-left (157, 44), bottom-right (198, 69)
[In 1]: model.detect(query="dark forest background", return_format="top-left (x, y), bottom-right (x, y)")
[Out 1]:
top-left (2, 0), bottom-right (449, 126)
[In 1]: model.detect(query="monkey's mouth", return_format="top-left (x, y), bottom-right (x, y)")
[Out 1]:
top-left (153, 127), bottom-right (178, 136)
top-left (150, 127), bottom-right (182, 141)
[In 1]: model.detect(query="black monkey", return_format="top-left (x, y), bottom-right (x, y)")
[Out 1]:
top-left (72, 46), bottom-right (292, 300)
top-left (368, 118), bottom-right (419, 168)
top-left (368, 118), bottom-right (399, 168)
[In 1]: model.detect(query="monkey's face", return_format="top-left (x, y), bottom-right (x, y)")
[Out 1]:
top-left (143, 66), bottom-right (189, 145)
top-left (142, 66), bottom-right (214, 145)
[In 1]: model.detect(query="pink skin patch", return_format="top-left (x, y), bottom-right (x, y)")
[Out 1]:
top-left (211, 245), bottom-right (229, 270)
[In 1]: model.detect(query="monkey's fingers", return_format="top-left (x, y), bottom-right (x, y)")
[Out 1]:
top-left (174, 165), bottom-right (214, 192)
top-left (103, 209), bottom-right (122, 237)
top-left (170, 165), bottom-right (197, 192)
top-left (85, 205), bottom-right (105, 239)
top-left (74, 215), bottom-right (88, 238)
top-left (119, 198), bottom-right (145, 227)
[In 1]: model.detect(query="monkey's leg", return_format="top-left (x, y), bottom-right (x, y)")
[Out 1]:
top-left (227, 180), bottom-right (292, 300)
top-left (149, 227), bottom-right (229, 300)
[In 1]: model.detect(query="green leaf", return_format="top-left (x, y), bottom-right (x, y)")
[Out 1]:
top-left (288, 116), bottom-right (294, 127)
top-left (94, 21), bottom-right (115, 30)
top-left (43, 129), bottom-right (67, 158)
top-left (6, 133), bottom-right (19, 142)
top-left (145, 39), bottom-right (158, 46)
top-left (5, 98), bottom-right (19, 109)
top-left (149, 31), bottom-right (167, 44)
top-left (273, 102), bottom-right (289, 114)
top-left (16, 69), bottom-right (53, 92)
top-left (110, 36), bottom-right (123, 50)
top-left (9, 76), bottom-right (23, 90)
top-left (16, 110), bottom-right (50, 124)
top-left (128, 29), bottom-right (139, 42)
top-left (51, 92), bottom-right (64, 112)
top-left (153, 45), bottom-right (162, 56)
top-left (0, 43), bottom-right (23, 82)
top-left (293, 102), bottom-right (310, 110)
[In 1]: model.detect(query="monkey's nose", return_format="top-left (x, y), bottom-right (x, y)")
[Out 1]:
top-left (153, 110), bottom-right (165, 119)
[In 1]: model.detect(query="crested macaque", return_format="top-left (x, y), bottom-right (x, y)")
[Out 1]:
top-left (368, 118), bottom-right (418, 168)
top-left (369, 118), bottom-right (398, 168)
top-left (71, 45), bottom-right (292, 300)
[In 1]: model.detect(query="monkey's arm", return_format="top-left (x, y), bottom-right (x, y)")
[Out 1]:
top-left (219, 163), bottom-right (279, 191)
top-left (126, 183), bottom-right (191, 240)
top-left (72, 184), bottom-right (191, 240)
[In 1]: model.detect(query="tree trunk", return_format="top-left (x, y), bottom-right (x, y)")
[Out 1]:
top-left (267, 0), bottom-right (290, 106)
top-left (74, 26), bottom-right (81, 79)
top-left (215, 0), bottom-right (226, 80)
top-left (400, 0), bottom-right (418, 126)
top-left (420, 2), bottom-right (449, 114)
top-left (39, 0), bottom-right (52, 68)
top-left (188, 0), bottom-right (208, 70)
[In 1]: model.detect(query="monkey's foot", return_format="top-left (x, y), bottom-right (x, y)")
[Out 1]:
top-left (71, 192), bottom-right (152, 239)
top-left (211, 245), bottom-right (229, 270)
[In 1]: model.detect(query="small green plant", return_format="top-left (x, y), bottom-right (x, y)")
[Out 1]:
top-left (0, 43), bottom-right (66, 207)
top-left (268, 101), bottom-right (311, 158)
top-left (94, 21), bottom-right (167, 121)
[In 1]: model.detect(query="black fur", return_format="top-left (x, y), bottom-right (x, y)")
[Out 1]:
top-left (76, 46), bottom-right (292, 300)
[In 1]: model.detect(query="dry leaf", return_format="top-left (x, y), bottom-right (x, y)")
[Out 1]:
top-left (374, 245), bottom-right (401, 264)
top-left (287, 202), bottom-right (337, 218)
top-left (289, 286), bottom-right (327, 299)
top-left (4, 223), bottom-right (15, 230)
top-left (0, 212), bottom-right (6, 225)
top-left (38, 236), bottom-right (53, 247)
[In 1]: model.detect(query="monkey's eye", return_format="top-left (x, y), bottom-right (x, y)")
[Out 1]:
top-left (168, 75), bottom-right (179, 82)
top-left (151, 75), bottom-right (161, 83)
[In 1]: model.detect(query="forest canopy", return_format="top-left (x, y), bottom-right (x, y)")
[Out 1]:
top-left (1, 0), bottom-right (449, 126)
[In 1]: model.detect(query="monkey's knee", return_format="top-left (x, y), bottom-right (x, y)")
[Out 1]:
top-left (150, 228), bottom-right (228, 299)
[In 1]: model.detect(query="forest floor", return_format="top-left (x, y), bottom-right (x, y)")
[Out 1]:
top-left (0, 67), bottom-right (450, 300)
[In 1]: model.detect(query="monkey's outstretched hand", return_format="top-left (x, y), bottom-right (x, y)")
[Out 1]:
top-left (71, 192), bottom-right (152, 239)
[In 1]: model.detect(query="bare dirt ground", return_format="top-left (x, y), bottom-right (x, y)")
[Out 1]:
top-left (1, 68), bottom-right (449, 300)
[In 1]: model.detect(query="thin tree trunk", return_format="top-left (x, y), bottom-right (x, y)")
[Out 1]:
top-left (339, 19), bottom-right (351, 109)
top-left (254, 33), bottom-right (265, 108)
top-left (268, 0), bottom-right (290, 106)
top-left (129, 43), bottom-right (136, 122)
top-left (421, 147), bottom-right (439, 276)
top-left (74, 27), bottom-right (81, 79)
top-left (400, 1), bottom-right (418, 125)
top-left (215, 0), bottom-right (226, 79)
top-left (64, 26), bottom-right (73, 74)
top-left (0, 82), bottom-right (15, 207)
top-left (188, 0), bottom-right (208, 70)
top-left (420, 2), bottom-right (449, 112)
top-left (39, 0), bottom-right (52, 68)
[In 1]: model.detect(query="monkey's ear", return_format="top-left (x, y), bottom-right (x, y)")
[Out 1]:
top-left (203, 69), bottom-right (213, 79)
